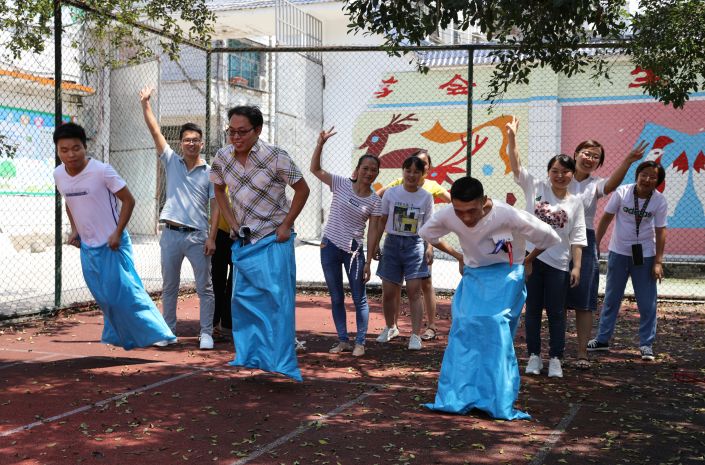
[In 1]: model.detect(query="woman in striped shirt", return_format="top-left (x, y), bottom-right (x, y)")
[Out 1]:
top-left (311, 127), bottom-right (383, 357)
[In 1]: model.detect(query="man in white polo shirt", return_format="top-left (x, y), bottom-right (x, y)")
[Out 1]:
top-left (140, 85), bottom-right (216, 350)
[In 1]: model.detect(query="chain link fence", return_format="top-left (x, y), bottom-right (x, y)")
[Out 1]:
top-left (1, 5), bottom-right (704, 320)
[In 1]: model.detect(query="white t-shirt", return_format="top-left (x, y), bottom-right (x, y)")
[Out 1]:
top-left (323, 174), bottom-right (382, 252)
top-left (418, 200), bottom-right (561, 268)
top-left (381, 185), bottom-right (434, 236)
top-left (605, 183), bottom-right (668, 257)
top-left (54, 159), bottom-right (127, 247)
top-left (515, 168), bottom-right (587, 271)
top-left (569, 175), bottom-right (607, 229)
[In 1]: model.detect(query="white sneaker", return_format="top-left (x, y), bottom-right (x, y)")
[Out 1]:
top-left (153, 338), bottom-right (178, 347)
top-left (199, 333), bottom-right (214, 350)
top-left (548, 357), bottom-right (563, 378)
top-left (329, 341), bottom-right (352, 354)
top-left (408, 334), bottom-right (422, 350)
top-left (352, 344), bottom-right (365, 357)
top-left (376, 326), bottom-right (400, 343)
top-left (525, 354), bottom-right (543, 375)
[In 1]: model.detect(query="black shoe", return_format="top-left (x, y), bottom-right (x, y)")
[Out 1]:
top-left (587, 339), bottom-right (609, 352)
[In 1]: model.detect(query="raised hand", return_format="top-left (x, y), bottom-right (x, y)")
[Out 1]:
top-left (139, 85), bottom-right (155, 103)
top-left (505, 115), bottom-right (519, 138)
top-left (317, 127), bottom-right (337, 146)
top-left (627, 140), bottom-right (649, 164)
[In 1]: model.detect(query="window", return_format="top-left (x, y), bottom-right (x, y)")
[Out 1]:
top-left (228, 39), bottom-right (263, 90)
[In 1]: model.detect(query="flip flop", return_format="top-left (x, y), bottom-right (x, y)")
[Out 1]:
top-left (421, 327), bottom-right (437, 341)
top-left (575, 358), bottom-right (590, 370)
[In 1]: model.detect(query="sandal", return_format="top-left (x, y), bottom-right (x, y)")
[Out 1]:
top-left (575, 358), bottom-right (591, 370)
top-left (421, 327), bottom-right (437, 341)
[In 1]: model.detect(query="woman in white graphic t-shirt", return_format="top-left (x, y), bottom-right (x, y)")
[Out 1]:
top-left (507, 117), bottom-right (587, 379)
top-left (369, 156), bottom-right (434, 351)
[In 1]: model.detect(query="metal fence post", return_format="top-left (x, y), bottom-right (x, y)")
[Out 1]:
top-left (205, 49), bottom-right (212, 161)
top-left (466, 45), bottom-right (474, 177)
top-left (54, 0), bottom-right (63, 308)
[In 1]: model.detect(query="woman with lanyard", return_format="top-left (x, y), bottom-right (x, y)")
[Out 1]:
top-left (589, 161), bottom-right (667, 361)
top-left (311, 127), bottom-right (383, 357)
top-left (376, 150), bottom-right (451, 341)
top-left (567, 139), bottom-right (648, 369)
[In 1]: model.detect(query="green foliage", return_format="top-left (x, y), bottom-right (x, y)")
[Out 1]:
top-left (0, 134), bottom-right (17, 160)
top-left (344, 0), bottom-right (704, 108)
top-left (630, 0), bottom-right (705, 108)
top-left (0, 0), bottom-right (215, 66)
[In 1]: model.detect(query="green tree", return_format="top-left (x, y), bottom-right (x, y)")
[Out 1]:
top-left (0, 135), bottom-right (17, 160)
top-left (344, 0), bottom-right (705, 108)
top-left (0, 0), bottom-right (215, 65)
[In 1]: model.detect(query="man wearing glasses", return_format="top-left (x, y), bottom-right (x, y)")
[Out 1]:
top-left (210, 106), bottom-right (310, 381)
top-left (139, 85), bottom-right (216, 350)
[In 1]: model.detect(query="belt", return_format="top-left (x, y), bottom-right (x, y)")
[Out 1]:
top-left (165, 223), bottom-right (198, 233)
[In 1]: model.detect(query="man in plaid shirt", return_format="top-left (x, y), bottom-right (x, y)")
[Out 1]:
top-left (210, 106), bottom-right (310, 380)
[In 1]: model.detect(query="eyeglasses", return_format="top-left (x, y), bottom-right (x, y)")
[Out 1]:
top-left (182, 138), bottom-right (202, 145)
top-left (225, 127), bottom-right (255, 138)
top-left (579, 150), bottom-right (601, 161)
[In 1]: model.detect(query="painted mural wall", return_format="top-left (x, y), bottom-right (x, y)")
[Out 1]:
top-left (350, 61), bottom-right (705, 257)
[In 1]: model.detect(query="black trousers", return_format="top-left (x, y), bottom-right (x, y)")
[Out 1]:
top-left (211, 228), bottom-right (234, 330)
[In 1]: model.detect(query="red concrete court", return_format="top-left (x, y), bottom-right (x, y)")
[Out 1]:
top-left (1, 292), bottom-right (703, 465)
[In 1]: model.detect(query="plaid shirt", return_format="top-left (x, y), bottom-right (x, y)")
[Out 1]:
top-left (210, 139), bottom-right (303, 243)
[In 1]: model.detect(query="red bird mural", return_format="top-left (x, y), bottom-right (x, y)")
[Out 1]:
top-left (644, 135), bottom-right (688, 216)
top-left (358, 114), bottom-right (423, 168)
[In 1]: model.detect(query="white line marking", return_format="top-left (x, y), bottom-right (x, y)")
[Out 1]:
top-left (0, 369), bottom-right (203, 437)
top-left (527, 403), bottom-right (581, 465)
top-left (229, 388), bottom-right (379, 465)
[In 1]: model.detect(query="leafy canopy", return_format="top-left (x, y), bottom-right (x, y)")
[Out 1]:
top-left (343, 0), bottom-right (705, 108)
top-left (0, 0), bottom-right (215, 66)
top-left (0, 0), bottom-right (215, 158)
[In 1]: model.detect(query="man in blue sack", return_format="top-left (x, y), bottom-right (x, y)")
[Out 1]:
top-left (419, 176), bottom-right (560, 419)
top-left (210, 106), bottom-right (309, 381)
top-left (53, 122), bottom-right (175, 350)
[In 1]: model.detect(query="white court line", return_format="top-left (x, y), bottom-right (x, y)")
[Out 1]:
top-left (0, 369), bottom-right (203, 437)
top-left (0, 354), bottom-right (58, 371)
top-left (229, 387), bottom-right (379, 465)
top-left (527, 403), bottom-right (581, 465)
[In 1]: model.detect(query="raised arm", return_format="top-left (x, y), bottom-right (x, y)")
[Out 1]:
top-left (139, 85), bottom-right (167, 155)
top-left (506, 116), bottom-right (522, 177)
top-left (603, 141), bottom-right (648, 195)
top-left (310, 127), bottom-right (336, 186)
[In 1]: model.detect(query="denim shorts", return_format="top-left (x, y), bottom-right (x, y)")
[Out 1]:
top-left (376, 234), bottom-right (429, 285)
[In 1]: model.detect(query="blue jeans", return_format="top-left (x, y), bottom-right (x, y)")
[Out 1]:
top-left (595, 252), bottom-right (657, 347)
top-left (320, 237), bottom-right (369, 345)
top-left (525, 258), bottom-right (569, 358)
